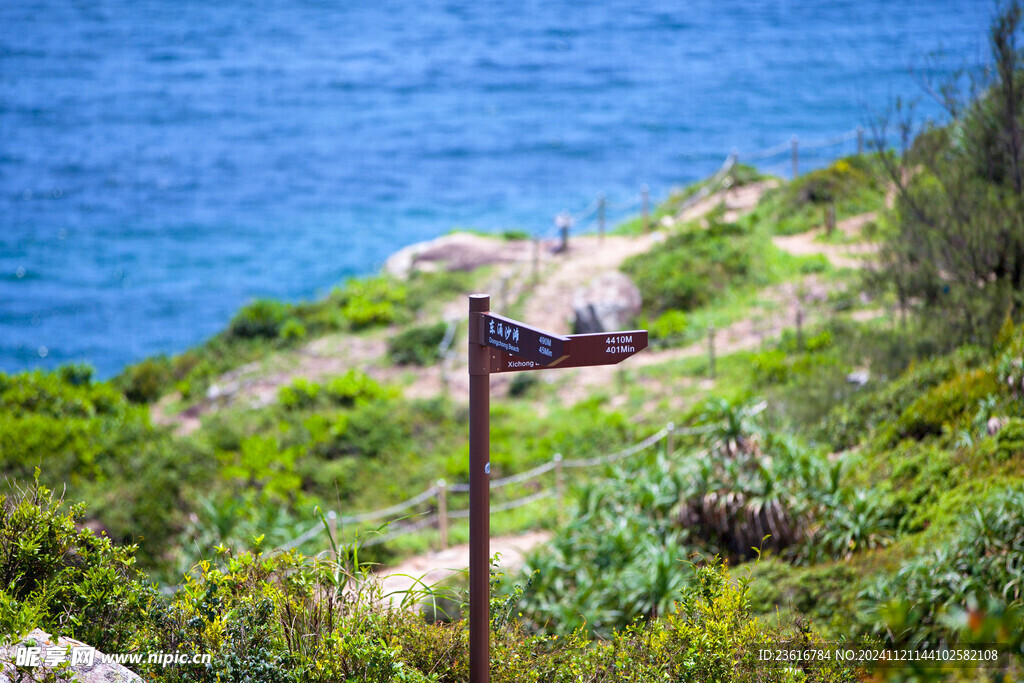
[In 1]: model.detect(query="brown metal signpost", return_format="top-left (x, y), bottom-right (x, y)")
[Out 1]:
top-left (489, 331), bottom-right (648, 372)
top-left (480, 312), bottom-right (571, 366)
top-left (466, 294), bottom-right (647, 683)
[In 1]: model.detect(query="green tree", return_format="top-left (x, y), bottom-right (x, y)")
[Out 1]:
top-left (872, 1), bottom-right (1024, 344)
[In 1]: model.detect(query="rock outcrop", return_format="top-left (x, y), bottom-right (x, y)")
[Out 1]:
top-left (1, 629), bottom-right (142, 683)
top-left (571, 272), bottom-right (642, 334)
top-left (384, 232), bottom-right (534, 278)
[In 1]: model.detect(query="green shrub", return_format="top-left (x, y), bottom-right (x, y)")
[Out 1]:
top-left (276, 372), bottom-right (388, 413)
top-left (520, 453), bottom-right (691, 637)
top-left (2, 481), bottom-right (855, 681)
top-left (144, 543), bottom-right (854, 682)
top-left (860, 489), bottom-right (1024, 647)
top-left (682, 429), bottom-right (834, 561)
top-left (857, 441), bottom-right (960, 535)
top-left (326, 370), bottom-right (388, 405)
top-left (0, 370), bottom-right (136, 483)
top-left (176, 377), bottom-right (194, 400)
top-left (220, 435), bottom-right (301, 501)
top-left (622, 220), bottom-right (756, 317)
top-left (0, 413), bottom-right (102, 481)
top-left (747, 558), bottom-right (860, 635)
top-left (805, 489), bottom-right (896, 562)
top-left (804, 329), bottom-right (833, 353)
top-left (750, 155), bottom-right (887, 236)
top-left (278, 377), bottom-right (322, 410)
top-left (797, 158), bottom-right (876, 205)
top-left (747, 329), bottom-right (845, 426)
top-left (893, 368), bottom-right (1002, 443)
top-left (508, 372), bottom-right (539, 398)
top-left (228, 299), bottom-right (288, 339)
top-left (57, 364), bottom-right (94, 387)
top-left (521, 553), bottom-right (858, 681)
top-left (404, 270), bottom-right (473, 312)
top-left (798, 254), bottom-right (830, 273)
top-left (750, 349), bottom-right (790, 385)
top-left (290, 297), bottom-right (345, 337)
top-left (0, 369), bottom-right (211, 572)
top-left (975, 418), bottom-right (1024, 463)
top-left (339, 276), bottom-right (407, 330)
top-left (0, 476), bottom-right (156, 650)
top-left (818, 347), bottom-right (987, 450)
top-left (337, 399), bottom-right (411, 459)
top-left (1, 369), bottom-right (122, 419)
top-left (172, 490), bottom-right (313, 577)
top-left (117, 355), bottom-right (173, 403)
top-left (388, 321), bottom-right (448, 365)
top-left (343, 298), bottom-right (396, 329)
top-left (279, 317), bottom-right (307, 342)
top-left (648, 309), bottom-right (688, 342)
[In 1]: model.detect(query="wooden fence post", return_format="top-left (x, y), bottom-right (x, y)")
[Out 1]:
top-left (707, 324), bottom-right (716, 379)
top-left (857, 126), bottom-right (864, 156)
top-left (327, 510), bottom-right (338, 560)
top-left (598, 193), bottom-right (606, 241)
top-left (553, 453), bottom-right (564, 503)
top-left (532, 237), bottom-right (539, 284)
top-left (666, 422), bottom-right (675, 457)
top-left (437, 479), bottom-right (448, 550)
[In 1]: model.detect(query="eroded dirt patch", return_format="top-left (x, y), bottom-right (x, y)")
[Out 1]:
top-left (772, 212), bottom-right (878, 269)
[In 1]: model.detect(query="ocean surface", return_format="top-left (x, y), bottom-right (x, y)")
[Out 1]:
top-left (1, 0), bottom-right (994, 377)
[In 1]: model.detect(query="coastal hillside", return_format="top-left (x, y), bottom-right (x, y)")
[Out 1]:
top-left (4, 6), bottom-right (1024, 679)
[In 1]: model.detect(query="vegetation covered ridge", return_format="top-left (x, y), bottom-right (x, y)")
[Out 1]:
top-left (5, 4), bottom-right (1024, 680)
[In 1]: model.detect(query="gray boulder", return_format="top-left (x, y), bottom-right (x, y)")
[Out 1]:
top-left (1, 629), bottom-right (142, 683)
top-left (572, 272), bottom-right (642, 334)
top-left (384, 232), bottom-right (532, 278)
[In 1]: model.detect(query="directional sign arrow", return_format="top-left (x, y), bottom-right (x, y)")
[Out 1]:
top-left (490, 330), bottom-right (648, 373)
top-left (478, 313), bottom-right (571, 366)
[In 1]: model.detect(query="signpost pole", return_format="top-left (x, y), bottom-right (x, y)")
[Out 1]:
top-left (465, 297), bottom-right (647, 683)
top-left (467, 294), bottom-right (491, 683)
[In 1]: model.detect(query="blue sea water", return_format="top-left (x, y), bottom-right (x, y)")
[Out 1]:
top-left (0, 0), bottom-right (994, 377)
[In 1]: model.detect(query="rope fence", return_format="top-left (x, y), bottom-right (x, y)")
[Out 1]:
top-left (559, 425), bottom-right (670, 469)
top-left (540, 125), bottom-right (873, 252)
top-left (274, 420), bottom-right (711, 554)
top-left (339, 486), bottom-right (440, 526)
top-left (362, 514), bottom-right (440, 547)
top-left (273, 125), bottom-right (873, 555)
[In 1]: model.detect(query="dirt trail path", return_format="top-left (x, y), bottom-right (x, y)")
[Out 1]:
top-left (154, 177), bottom-right (886, 585)
top-left (154, 182), bottom-right (776, 432)
top-left (376, 531), bottom-right (551, 602)
top-left (519, 235), bottom-right (661, 336)
top-left (676, 180), bottom-right (779, 224)
top-left (533, 275), bottom-right (852, 407)
top-left (772, 212), bottom-right (877, 268)
top-left (153, 180), bottom-right (877, 439)
top-left (369, 204), bottom-right (884, 580)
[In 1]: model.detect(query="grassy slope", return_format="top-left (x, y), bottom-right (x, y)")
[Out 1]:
top-left (0, 157), bottom-right (880, 577)
top-left (9, 153), bottom-right (1021, 671)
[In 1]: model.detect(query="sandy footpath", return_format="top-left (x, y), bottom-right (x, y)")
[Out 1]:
top-left (376, 530), bottom-right (551, 603)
